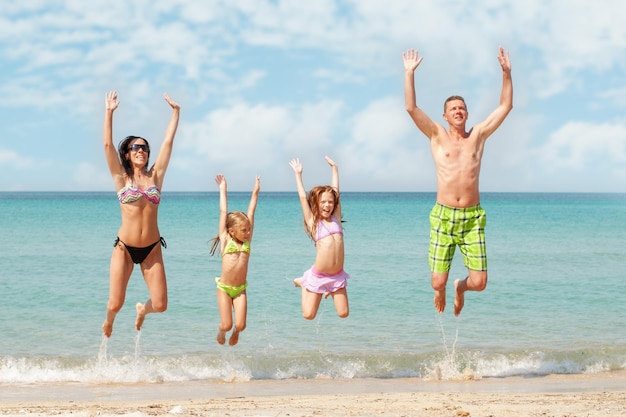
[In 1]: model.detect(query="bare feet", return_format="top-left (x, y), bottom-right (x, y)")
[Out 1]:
top-left (228, 329), bottom-right (240, 346)
top-left (102, 320), bottom-right (113, 338)
top-left (434, 289), bottom-right (446, 313)
top-left (454, 279), bottom-right (465, 316)
top-left (135, 303), bottom-right (146, 331)
top-left (217, 330), bottom-right (226, 345)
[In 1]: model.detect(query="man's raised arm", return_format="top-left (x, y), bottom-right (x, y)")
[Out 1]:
top-left (403, 48), bottom-right (439, 140)
top-left (478, 46), bottom-right (513, 140)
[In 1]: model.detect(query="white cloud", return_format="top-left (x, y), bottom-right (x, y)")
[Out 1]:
top-left (596, 85), bottom-right (626, 109)
top-left (536, 120), bottom-right (626, 170)
top-left (1, 1), bottom-right (626, 192)
top-left (0, 148), bottom-right (34, 169)
top-left (339, 96), bottom-right (435, 191)
top-left (173, 99), bottom-right (344, 190)
top-left (72, 162), bottom-right (111, 191)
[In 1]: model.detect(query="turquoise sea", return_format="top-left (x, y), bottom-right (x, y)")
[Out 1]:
top-left (0, 192), bottom-right (625, 384)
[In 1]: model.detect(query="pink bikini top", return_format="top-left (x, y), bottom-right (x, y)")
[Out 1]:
top-left (315, 216), bottom-right (343, 244)
top-left (117, 184), bottom-right (161, 205)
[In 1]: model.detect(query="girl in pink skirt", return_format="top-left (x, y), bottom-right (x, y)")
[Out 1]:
top-left (289, 156), bottom-right (349, 320)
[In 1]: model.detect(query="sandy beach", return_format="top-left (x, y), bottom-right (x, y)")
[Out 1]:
top-left (3, 372), bottom-right (626, 417)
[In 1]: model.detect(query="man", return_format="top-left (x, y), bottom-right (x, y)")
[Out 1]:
top-left (402, 46), bottom-right (513, 316)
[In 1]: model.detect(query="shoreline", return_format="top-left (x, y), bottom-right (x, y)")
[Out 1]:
top-left (3, 372), bottom-right (626, 416)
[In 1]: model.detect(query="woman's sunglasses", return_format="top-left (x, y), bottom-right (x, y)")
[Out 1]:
top-left (128, 144), bottom-right (149, 152)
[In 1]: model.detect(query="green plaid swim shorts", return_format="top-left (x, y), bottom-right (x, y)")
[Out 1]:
top-left (428, 202), bottom-right (487, 273)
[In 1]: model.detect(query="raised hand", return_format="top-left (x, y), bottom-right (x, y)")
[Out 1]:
top-left (324, 155), bottom-right (337, 168)
top-left (215, 174), bottom-right (226, 189)
top-left (497, 46), bottom-right (511, 73)
top-left (164, 93), bottom-right (180, 110)
top-left (402, 48), bottom-right (424, 72)
top-left (289, 158), bottom-right (303, 175)
top-left (105, 91), bottom-right (120, 112)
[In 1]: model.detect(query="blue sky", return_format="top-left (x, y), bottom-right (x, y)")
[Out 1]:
top-left (1, 0), bottom-right (625, 192)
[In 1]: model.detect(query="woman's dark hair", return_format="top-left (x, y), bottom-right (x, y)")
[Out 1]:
top-left (118, 136), bottom-right (151, 176)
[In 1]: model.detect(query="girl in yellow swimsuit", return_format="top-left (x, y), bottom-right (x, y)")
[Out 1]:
top-left (209, 174), bottom-right (260, 346)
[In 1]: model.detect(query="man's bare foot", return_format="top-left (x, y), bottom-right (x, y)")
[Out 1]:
top-left (228, 330), bottom-right (240, 346)
top-left (102, 320), bottom-right (113, 338)
top-left (434, 289), bottom-right (446, 313)
top-left (293, 278), bottom-right (302, 287)
top-left (135, 303), bottom-right (146, 331)
top-left (217, 330), bottom-right (226, 345)
top-left (454, 279), bottom-right (465, 316)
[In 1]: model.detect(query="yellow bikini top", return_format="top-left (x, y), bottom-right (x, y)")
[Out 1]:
top-left (223, 239), bottom-right (250, 257)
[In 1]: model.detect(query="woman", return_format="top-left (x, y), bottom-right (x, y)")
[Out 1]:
top-left (101, 90), bottom-right (180, 338)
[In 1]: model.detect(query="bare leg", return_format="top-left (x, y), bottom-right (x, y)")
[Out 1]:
top-left (431, 272), bottom-right (449, 313)
top-left (301, 287), bottom-right (323, 320)
top-left (229, 292), bottom-right (247, 346)
top-left (434, 289), bottom-right (446, 313)
top-left (216, 287), bottom-right (234, 345)
top-left (135, 302), bottom-right (147, 331)
top-left (453, 280), bottom-right (465, 317)
top-left (454, 271), bottom-right (488, 316)
top-left (330, 287), bottom-right (349, 318)
top-left (102, 321), bottom-right (114, 338)
top-left (228, 329), bottom-right (240, 346)
top-left (136, 247), bottom-right (168, 331)
top-left (103, 245), bottom-right (133, 337)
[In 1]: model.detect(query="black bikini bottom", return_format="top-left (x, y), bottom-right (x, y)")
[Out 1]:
top-left (114, 236), bottom-right (167, 264)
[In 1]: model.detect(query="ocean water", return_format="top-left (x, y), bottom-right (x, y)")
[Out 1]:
top-left (0, 191), bottom-right (625, 384)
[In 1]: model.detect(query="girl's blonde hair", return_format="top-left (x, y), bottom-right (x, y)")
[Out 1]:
top-left (304, 185), bottom-right (340, 240)
top-left (209, 211), bottom-right (250, 256)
